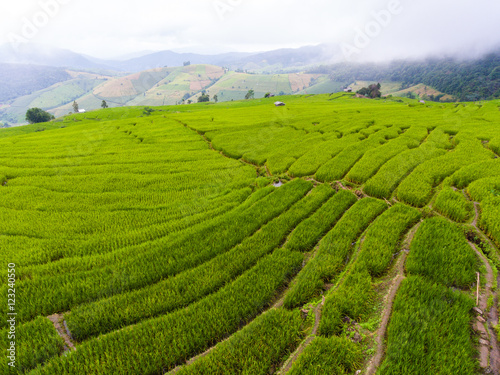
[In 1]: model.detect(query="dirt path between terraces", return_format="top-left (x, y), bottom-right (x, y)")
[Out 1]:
top-left (278, 297), bottom-right (324, 374)
top-left (365, 221), bottom-right (421, 375)
top-left (47, 313), bottom-right (75, 352)
top-left (469, 201), bottom-right (500, 374)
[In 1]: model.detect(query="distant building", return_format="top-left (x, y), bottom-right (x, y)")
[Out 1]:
top-left (344, 87), bottom-right (353, 92)
top-left (274, 101), bottom-right (285, 106)
top-left (419, 100), bottom-right (425, 104)
top-left (78, 109), bottom-right (86, 113)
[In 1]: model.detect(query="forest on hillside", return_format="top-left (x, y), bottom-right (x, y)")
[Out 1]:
top-left (310, 52), bottom-right (500, 101)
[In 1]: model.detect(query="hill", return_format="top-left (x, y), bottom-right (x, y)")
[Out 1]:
top-left (0, 65), bottom-right (335, 123)
top-left (0, 43), bottom-right (115, 71)
top-left (0, 70), bottom-right (113, 124)
top-left (1, 94), bottom-right (499, 373)
top-left (310, 51), bottom-right (500, 101)
top-left (0, 43), bottom-right (337, 73)
top-left (0, 63), bottom-right (72, 102)
top-left (3, 48), bottom-right (500, 125)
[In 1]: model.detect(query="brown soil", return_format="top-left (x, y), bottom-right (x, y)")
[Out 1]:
top-left (288, 74), bottom-right (320, 92)
top-left (472, 202), bottom-right (479, 227)
top-left (94, 77), bottom-right (137, 97)
top-left (365, 253), bottom-right (407, 375)
top-left (47, 313), bottom-right (75, 352)
top-left (468, 202), bottom-right (500, 373)
top-left (189, 80), bottom-right (211, 91)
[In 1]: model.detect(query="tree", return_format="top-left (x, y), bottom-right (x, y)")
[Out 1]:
top-left (25, 108), bottom-right (54, 124)
top-left (213, 94), bottom-right (218, 103)
top-left (245, 89), bottom-right (255, 100)
top-left (143, 107), bottom-right (154, 116)
top-left (101, 100), bottom-right (108, 109)
top-left (72, 101), bottom-right (79, 113)
top-left (183, 61), bottom-right (191, 66)
top-left (264, 92), bottom-right (271, 98)
top-left (356, 83), bottom-right (381, 98)
top-left (198, 93), bottom-right (210, 102)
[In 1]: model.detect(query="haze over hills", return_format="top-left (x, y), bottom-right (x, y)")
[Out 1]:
top-left (0, 43), bottom-right (499, 125)
top-left (0, 43), bottom-right (339, 73)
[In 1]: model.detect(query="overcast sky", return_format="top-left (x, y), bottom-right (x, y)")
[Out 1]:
top-left (1, 0), bottom-right (499, 60)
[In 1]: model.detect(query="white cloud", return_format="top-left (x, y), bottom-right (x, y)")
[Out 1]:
top-left (0, 0), bottom-right (499, 60)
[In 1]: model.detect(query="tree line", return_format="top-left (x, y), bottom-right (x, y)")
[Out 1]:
top-left (308, 52), bottom-right (500, 101)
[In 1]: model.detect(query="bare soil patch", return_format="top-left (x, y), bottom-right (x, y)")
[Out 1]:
top-left (47, 313), bottom-right (75, 352)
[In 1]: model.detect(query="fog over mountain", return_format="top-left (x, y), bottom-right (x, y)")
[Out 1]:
top-left (0, 0), bottom-right (499, 62)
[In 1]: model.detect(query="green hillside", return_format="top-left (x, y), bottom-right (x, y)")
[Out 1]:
top-left (1, 94), bottom-right (500, 374)
top-left (0, 71), bottom-right (112, 124)
top-left (1, 65), bottom-right (337, 124)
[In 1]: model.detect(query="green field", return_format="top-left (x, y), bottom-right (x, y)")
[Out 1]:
top-left (1, 93), bottom-right (499, 374)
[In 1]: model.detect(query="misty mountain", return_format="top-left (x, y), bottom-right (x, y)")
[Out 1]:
top-left (0, 43), bottom-right (339, 73)
top-left (308, 51), bottom-right (500, 101)
top-left (0, 43), bottom-right (115, 71)
top-left (0, 63), bottom-right (71, 102)
top-left (111, 50), bottom-right (252, 72)
top-left (232, 44), bottom-right (342, 69)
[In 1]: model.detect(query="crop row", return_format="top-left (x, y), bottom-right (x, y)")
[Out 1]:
top-left (65, 184), bottom-right (333, 341)
top-left (356, 203), bottom-right (421, 277)
top-left (263, 132), bottom-right (332, 174)
top-left (176, 309), bottom-right (304, 375)
top-left (6, 179), bottom-right (312, 325)
top-left (2, 186), bottom-right (252, 241)
top-left (315, 126), bottom-right (402, 182)
top-left (468, 177), bottom-right (500, 247)
top-left (285, 189), bottom-right (357, 252)
top-left (2, 187), bottom-right (258, 274)
top-left (318, 204), bottom-right (420, 336)
top-left (445, 158), bottom-right (500, 189)
top-left (345, 126), bottom-right (426, 184)
top-left (15, 186), bottom-right (274, 280)
top-left (0, 317), bottom-right (64, 374)
top-left (288, 336), bottom-right (362, 374)
top-left (380, 217), bottom-right (479, 373)
top-left (283, 197), bottom-right (388, 309)
top-left (468, 176), bottom-right (500, 202)
top-left (30, 248), bottom-right (303, 374)
top-left (397, 134), bottom-right (494, 206)
top-left (406, 216), bottom-right (478, 287)
top-left (433, 187), bottom-right (473, 222)
top-left (363, 142), bottom-right (446, 199)
top-left (379, 276), bottom-right (476, 374)
top-left (287, 133), bottom-right (362, 177)
top-left (6, 167), bottom-right (254, 194)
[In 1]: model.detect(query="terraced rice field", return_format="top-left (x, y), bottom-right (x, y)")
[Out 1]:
top-left (1, 93), bottom-right (499, 374)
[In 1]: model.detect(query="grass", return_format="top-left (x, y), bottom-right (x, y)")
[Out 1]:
top-left (285, 189), bottom-right (357, 252)
top-left (0, 94), bottom-right (499, 373)
top-left (283, 198), bottom-right (387, 308)
top-left (176, 309), bottom-right (304, 375)
top-left (0, 317), bottom-right (65, 374)
top-left (434, 187), bottom-right (473, 222)
top-left (65, 183), bottom-right (332, 341)
top-left (378, 276), bottom-right (476, 375)
top-left (406, 217), bottom-right (478, 288)
top-left (287, 336), bottom-right (363, 375)
top-left (356, 203), bottom-right (421, 277)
